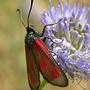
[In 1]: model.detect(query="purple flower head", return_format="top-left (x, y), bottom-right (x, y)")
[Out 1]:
top-left (41, 0), bottom-right (90, 79)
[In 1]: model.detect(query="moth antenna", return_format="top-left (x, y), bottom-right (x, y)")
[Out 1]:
top-left (17, 9), bottom-right (26, 28)
top-left (42, 23), bottom-right (57, 36)
top-left (42, 18), bottom-right (62, 36)
top-left (27, 0), bottom-right (33, 28)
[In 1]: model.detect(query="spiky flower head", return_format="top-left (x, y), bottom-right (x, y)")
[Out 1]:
top-left (41, 0), bottom-right (90, 79)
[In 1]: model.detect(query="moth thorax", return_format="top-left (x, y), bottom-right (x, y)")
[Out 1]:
top-left (25, 33), bottom-right (35, 48)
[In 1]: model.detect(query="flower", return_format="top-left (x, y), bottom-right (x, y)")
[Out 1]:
top-left (41, 0), bottom-right (90, 79)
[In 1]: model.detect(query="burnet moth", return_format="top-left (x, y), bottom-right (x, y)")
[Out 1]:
top-left (17, 0), bottom-right (68, 90)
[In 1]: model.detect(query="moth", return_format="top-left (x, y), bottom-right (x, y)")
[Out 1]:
top-left (17, 0), bottom-right (68, 90)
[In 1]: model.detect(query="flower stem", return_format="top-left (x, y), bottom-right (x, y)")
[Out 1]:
top-left (39, 79), bottom-right (47, 90)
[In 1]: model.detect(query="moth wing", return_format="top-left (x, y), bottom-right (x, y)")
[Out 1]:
top-left (25, 45), bottom-right (40, 90)
top-left (33, 39), bottom-right (68, 87)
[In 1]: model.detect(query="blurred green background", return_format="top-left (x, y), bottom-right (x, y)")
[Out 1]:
top-left (0, 0), bottom-right (90, 90)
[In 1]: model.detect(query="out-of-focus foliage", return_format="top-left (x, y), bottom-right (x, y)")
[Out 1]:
top-left (0, 0), bottom-right (28, 90)
top-left (0, 0), bottom-right (90, 90)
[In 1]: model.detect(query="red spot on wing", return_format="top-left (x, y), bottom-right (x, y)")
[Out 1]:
top-left (28, 74), bottom-right (38, 85)
top-left (39, 59), bottom-right (47, 69)
top-left (29, 63), bottom-right (35, 72)
top-left (51, 67), bottom-right (61, 80)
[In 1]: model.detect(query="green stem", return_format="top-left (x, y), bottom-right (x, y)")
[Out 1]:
top-left (39, 79), bottom-right (47, 90)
